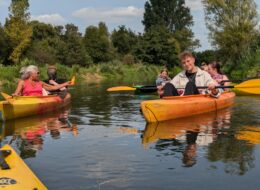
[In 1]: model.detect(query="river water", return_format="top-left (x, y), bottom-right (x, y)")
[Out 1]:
top-left (1, 82), bottom-right (260, 190)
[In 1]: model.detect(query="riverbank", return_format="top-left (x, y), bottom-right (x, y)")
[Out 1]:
top-left (0, 61), bottom-right (181, 91)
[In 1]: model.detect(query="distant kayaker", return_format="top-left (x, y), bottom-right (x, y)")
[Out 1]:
top-left (163, 51), bottom-right (221, 97)
top-left (156, 68), bottom-right (171, 97)
top-left (44, 65), bottom-right (71, 99)
top-left (13, 65), bottom-right (70, 96)
top-left (207, 61), bottom-right (230, 88)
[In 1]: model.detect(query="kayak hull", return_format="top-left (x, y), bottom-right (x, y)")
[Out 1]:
top-left (0, 94), bottom-right (70, 121)
top-left (0, 144), bottom-right (47, 190)
top-left (141, 92), bottom-right (235, 123)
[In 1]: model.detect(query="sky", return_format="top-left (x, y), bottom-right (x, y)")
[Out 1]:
top-left (0, 0), bottom-right (259, 51)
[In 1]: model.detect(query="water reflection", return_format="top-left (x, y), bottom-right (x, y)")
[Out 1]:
top-left (236, 126), bottom-right (260, 144)
top-left (142, 109), bottom-right (232, 167)
top-left (142, 108), bottom-right (256, 174)
top-left (0, 108), bottom-right (77, 159)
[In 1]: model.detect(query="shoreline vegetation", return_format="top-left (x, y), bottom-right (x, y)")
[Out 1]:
top-left (0, 60), bottom-right (183, 91)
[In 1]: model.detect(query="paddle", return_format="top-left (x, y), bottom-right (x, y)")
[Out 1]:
top-left (1, 92), bottom-right (13, 103)
top-left (107, 86), bottom-right (157, 92)
top-left (107, 79), bottom-right (260, 95)
top-left (194, 79), bottom-right (260, 94)
top-left (0, 149), bottom-right (11, 170)
top-left (70, 76), bottom-right (76, 86)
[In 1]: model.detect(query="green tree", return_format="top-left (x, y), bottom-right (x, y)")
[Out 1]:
top-left (195, 50), bottom-right (219, 64)
top-left (4, 0), bottom-right (32, 64)
top-left (0, 24), bottom-right (11, 64)
top-left (62, 24), bottom-right (91, 66)
top-left (142, 0), bottom-right (199, 50)
top-left (83, 22), bottom-right (114, 63)
top-left (25, 21), bottom-right (64, 65)
top-left (134, 25), bottom-right (179, 68)
top-left (202, 0), bottom-right (258, 70)
top-left (111, 25), bottom-right (138, 56)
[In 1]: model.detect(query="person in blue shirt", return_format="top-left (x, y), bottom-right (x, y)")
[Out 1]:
top-left (156, 68), bottom-right (171, 97)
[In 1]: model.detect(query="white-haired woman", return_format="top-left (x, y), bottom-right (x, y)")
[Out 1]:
top-left (13, 65), bottom-right (70, 96)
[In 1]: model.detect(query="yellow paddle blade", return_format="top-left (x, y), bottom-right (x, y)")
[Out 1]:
top-left (1, 92), bottom-right (12, 100)
top-left (107, 86), bottom-right (136, 92)
top-left (70, 76), bottom-right (76, 85)
top-left (234, 79), bottom-right (260, 95)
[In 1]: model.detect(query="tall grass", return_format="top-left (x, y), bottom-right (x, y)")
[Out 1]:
top-left (0, 60), bottom-right (166, 91)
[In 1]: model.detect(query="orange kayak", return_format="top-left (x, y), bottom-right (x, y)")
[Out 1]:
top-left (141, 92), bottom-right (235, 123)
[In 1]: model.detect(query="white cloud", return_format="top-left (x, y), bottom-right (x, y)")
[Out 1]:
top-left (186, 0), bottom-right (203, 11)
top-left (72, 6), bottom-right (143, 24)
top-left (31, 14), bottom-right (66, 25)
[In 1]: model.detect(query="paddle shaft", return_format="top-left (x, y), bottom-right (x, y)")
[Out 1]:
top-left (196, 86), bottom-right (235, 89)
top-left (0, 150), bottom-right (11, 169)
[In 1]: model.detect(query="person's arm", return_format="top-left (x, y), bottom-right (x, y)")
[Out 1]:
top-left (223, 75), bottom-right (230, 86)
top-left (42, 81), bottom-right (70, 91)
top-left (204, 72), bottom-right (221, 97)
top-left (13, 80), bottom-right (24, 96)
top-left (49, 80), bottom-right (66, 91)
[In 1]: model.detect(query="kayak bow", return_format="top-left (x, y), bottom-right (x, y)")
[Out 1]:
top-left (0, 144), bottom-right (48, 190)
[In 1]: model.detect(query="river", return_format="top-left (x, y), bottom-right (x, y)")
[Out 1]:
top-left (1, 82), bottom-right (260, 190)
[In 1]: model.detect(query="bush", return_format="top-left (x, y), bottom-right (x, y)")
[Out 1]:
top-left (123, 54), bottom-right (135, 65)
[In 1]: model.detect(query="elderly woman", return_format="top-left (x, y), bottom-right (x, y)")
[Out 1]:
top-left (13, 65), bottom-right (70, 96)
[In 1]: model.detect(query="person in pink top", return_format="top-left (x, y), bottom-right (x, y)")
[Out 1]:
top-left (207, 61), bottom-right (230, 89)
top-left (13, 65), bottom-right (70, 96)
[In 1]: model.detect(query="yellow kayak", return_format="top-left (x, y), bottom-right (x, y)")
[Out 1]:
top-left (0, 144), bottom-right (47, 190)
top-left (0, 92), bottom-right (70, 121)
top-left (141, 92), bottom-right (235, 123)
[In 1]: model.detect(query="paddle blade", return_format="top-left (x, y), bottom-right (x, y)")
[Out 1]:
top-left (234, 79), bottom-right (260, 95)
top-left (107, 86), bottom-right (136, 92)
top-left (1, 92), bottom-right (12, 100)
top-left (70, 76), bottom-right (76, 85)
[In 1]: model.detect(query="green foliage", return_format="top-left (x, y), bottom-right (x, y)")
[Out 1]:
top-left (26, 39), bottom-right (59, 65)
top-left (62, 24), bottom-right (90, 66)
top-left (122, 54), bottom-right (135, 65)
top-left (4, 0), bottom-right (32, 64)
top-left (142, 0), bottom-right (199, 50)
top-left (195, 50), bottom-right (218, 64)
top-left (134, 25), bottom-right (179, 69)
top-left (111, 25), bottom-right (138, 56)
top-left (202, 0), bottom-right (258, 69)
top-left (0, 24), bottom-right (11, 65)
top-left (83, 22), bottom-right (114, 63)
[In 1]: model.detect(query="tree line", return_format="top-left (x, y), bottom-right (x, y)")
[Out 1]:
top-left (0, 0), bottom-right (259, 78)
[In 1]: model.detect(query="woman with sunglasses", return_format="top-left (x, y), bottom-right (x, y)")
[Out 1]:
top-left (13, 65), bottom-right (70, 96)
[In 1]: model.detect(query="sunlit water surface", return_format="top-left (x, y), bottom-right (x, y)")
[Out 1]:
top-left (1, 82), bottom-right (260, 190)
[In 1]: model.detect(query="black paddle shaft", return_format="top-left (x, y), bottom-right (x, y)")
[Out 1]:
top-left (196, 86), bottom-right (235, 89)
top-left (0, 150), bottom-right (11, 170)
